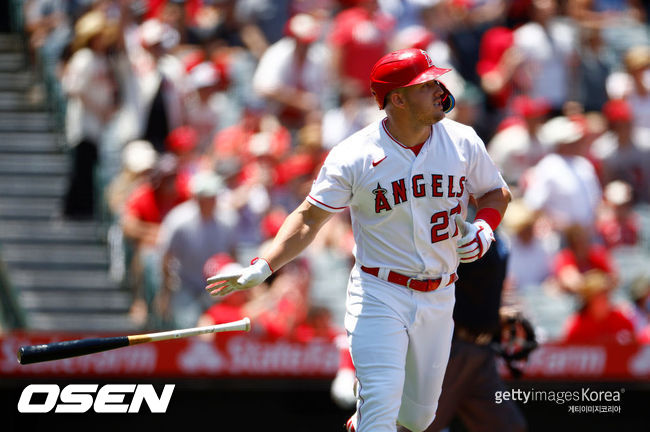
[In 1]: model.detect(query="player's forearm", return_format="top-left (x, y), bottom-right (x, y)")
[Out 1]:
top-left (261, 200), bottom-right (332, 272)
top-left (475, 187), bottom-right (511, 218)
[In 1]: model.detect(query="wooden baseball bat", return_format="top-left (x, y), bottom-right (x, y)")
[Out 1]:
top-left (17, 317), bottom-right (251, 365)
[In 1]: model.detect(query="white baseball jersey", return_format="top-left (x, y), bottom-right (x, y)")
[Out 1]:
top-left (307, 116), bottom-right (507, 278)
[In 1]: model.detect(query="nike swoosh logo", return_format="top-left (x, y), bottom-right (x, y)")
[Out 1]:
top-left (372, 156), bottom-right (387, 167)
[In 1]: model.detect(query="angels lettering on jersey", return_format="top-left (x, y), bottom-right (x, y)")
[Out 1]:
top-left (372, 175), bottom-right (466, 214)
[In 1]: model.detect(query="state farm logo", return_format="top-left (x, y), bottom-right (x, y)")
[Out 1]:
top-left (17, 384), bottom-right (175, 413)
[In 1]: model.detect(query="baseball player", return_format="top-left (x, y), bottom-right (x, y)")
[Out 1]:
top-left (205, 48), bottom-right (511, 432)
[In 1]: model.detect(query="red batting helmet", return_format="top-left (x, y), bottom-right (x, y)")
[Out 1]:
top-left (370, 48), bottom-right (455, 112)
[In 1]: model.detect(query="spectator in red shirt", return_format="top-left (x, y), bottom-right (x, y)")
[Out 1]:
top-left (121, 153), bottom-right (189, 325)
top-left (624, 274), bottom-right (650, 340)
top-left (328, 0), bottom-right (395, 98)
top-left (165, 125), bottom-right (201, 197)
top-left (596, 180), bottom-right (640, 249)
top-left (209, 102), bottom-right (291, 171)
top-left (562, 270), bottom-right (636, 345)
top-left (293, 305), bottom-right (340, 343)
top-left (552, 223), bottom-right (618, 294)
top-left (122, 153), bottom-right (188, 246)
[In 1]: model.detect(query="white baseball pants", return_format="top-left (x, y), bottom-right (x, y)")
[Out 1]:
top-left (344, 266), bottom-right (455, 432)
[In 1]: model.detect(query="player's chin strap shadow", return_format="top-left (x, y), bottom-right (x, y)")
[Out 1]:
top-left (489, 314), bottom-right (539, 379)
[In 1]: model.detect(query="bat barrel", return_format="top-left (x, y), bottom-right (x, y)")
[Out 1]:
top-left (18, 336), bottom-right (129, 365)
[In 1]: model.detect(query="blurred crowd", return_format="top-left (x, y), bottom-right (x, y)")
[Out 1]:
top-left (21, 0), bottom-right (650, 345)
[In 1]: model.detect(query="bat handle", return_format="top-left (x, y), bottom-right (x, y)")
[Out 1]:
top-left (18, 336), bottom-right (129, 365)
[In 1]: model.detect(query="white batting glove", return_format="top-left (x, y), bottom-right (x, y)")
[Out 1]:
top-left (454, 214), bottom-right (495, 263)
top-left (205, 258), bottom-right (272, 297)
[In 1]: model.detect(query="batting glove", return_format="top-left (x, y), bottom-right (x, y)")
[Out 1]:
top-left (454, 214), bottom-right (495, 263)
top-left (205, 258), bottom-right (273, 297)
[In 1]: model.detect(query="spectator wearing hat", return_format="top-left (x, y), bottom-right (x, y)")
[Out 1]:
top-left (501, 199), bottom-right (553, 294)
top-left (513, 0), bottom-right (576, 114)
top-left (136, 18), bottom-right (186, 153)
top-left (552, 223), bottom-right (618, 295)
top-left (562, 269), bottom-right (635, 345)
top-left (606, 46), bottom-right (650, 147)
top-left (106, 139), bottom-right (159, 220)
top-left (121, 154), bottom-right (189, 325)
top-left (596, 180), bottom-right (640, 249)
top-left (252, 12), bottom-right (332, 130)
top-left (183, 61), bottom-right (223, 149)
top-left (165, 125), bottom-right (201, 198)
top-left (593, 98), bottom-right (650, 203)
top-left (209, 100), bottom-right (291, 169)
top-left (61, 9), bottom-right (121, 219)
top-left (574, 26), bottom-right (617, 112)
top-left (487, 95), bottom-right (551, 188)
top-left (105, 139), bottom-right (159, 286)
top-left (328, 0), bottom-right (395, 99)
top-left (623, 274), bottom-right (650, 339)
top-left (156, 169), bottom-right (237, 328)
top-left (523, 115), bottom-right (602, 231)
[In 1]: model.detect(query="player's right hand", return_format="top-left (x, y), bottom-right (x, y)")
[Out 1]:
top-left (205, 258), bottom-right (273, 297)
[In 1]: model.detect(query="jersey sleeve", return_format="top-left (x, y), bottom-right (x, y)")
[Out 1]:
top-left (306, 145), bottom-right (354, 213)
top-left (464, 128), bottom-right (509, 198)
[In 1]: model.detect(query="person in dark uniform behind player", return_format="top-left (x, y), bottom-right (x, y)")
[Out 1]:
top-left (423, 222), bottom-right (528, 432)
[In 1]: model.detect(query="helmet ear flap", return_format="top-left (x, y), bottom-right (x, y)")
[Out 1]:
top-left (437, 80), bottom-right (455, 113)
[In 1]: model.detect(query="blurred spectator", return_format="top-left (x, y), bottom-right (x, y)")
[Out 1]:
top-left (606, 45), bottom-right (650, 147)
top-left (624, 274), bottom-right (650, 337)
top-left (183, 60), bottom-right (226, 151)
top-left (210, 101), bottom-right (291, 169)
top-left (476, 26), bottom-right (521, 115)
top-left (165, 125), bottom-right (201, 197)
top-left (23, 0), bottom-right (71, 106)
top-left (596, 180), bottom-right (640, 249)
top-left (253, 12), bottom-right (331, 130)
top-left (574, 26), bottom-right (617, 112)
top-left (121, 154), bottom-right (189, 325)
top-left (24, 0), bottom-right (69, 62)
top-left (61, 10), bottom-right (121, 219)
top-left (328, 0), bottom-right (395, 98)
top-left (513, 0), bottom-right (576, 114)
top-left (105, 139), bottom-right (158, 284)
top-left (271, 123), bottom-right (324, 211)
top-left (487, 96), bottom-right (551, 187)
top-left (293, 305), bottom-right (340, 343)
top-left (568, 0), bottom-right (648, 59)
top-left (591, 98), bottom-right (650, 203)
top-left (446, 0), bottom-right (509, 88)
top-left (321, 83), bottom-right (381, 150)
top-left (501, 200), bottom-right (553, 294)
top-left (552, 224), bottom-right (618, 294)
top-left (106, 139), bottom-right (159, 219)
top-left (523, 116), bottom-right (602, 230)
top-left (562, 270), bottom-right (636, 345)
top-left (156, 170), bottom-right (237, 328)
top-left (136, 18), bottom-right (186, 152)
